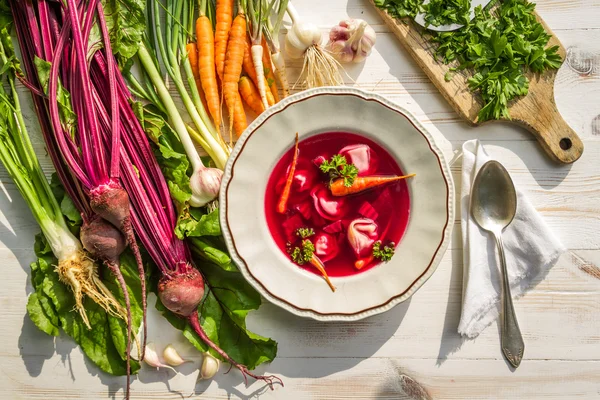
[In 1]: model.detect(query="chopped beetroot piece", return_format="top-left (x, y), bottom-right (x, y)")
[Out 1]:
top-left (282, 214), bottom-right (305, 242)
top-left (358, 201), bottom-right (378, 220)
top-left (323, 220), bottom-right (344, 234)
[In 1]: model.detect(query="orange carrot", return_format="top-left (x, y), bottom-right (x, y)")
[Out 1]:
top-left (186, 43), bottom-right (201, 92)
top-left (310, 255), bottom-right (336, 292)
top-left (223, 12), bottom-right (246, 137)
top-left (277, 132), bottom-right (299, 214)
top-left (239, 76), bottom-right (265, 115)
top-left (243, 35), bottom-right (274, 106)
top-left (196, 15), bottom-right (221, 130)
top-left (262, 37), bottom-right (280, 103)
top-left (330, 174), bottom-right (416, 197)
top-left (215, 0), bottom-right (234, 82)
top-left (232, 92), bottom-right (247, 138)
top-left (355, 255), bottom-right (374, 270)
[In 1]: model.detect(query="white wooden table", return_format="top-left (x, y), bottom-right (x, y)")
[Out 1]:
top-left (1, 0), bottom-right (599, 398)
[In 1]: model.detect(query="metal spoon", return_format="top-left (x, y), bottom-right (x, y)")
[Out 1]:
top-left (470, 160), bottom-right (524, 368)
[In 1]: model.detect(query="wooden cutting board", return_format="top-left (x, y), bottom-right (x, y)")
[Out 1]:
top-left (368, 0), bottom-right (583, 164)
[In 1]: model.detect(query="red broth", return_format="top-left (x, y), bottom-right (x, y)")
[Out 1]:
top-left (265, 132), bottom-right (410, 277)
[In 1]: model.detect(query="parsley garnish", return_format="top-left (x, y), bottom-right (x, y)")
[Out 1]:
top-left (372, 241), bottom-right (396, 262)
top-left (319, 154), bottom-right (359, 187)
top-left (296, 227), bottom-right (315, 239)
top-left (374, 0), bottom-right (562, 122)
top-left (288, 239), bottom-right (315, 265)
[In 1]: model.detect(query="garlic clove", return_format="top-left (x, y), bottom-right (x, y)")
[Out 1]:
top-left (163, 344), bottom-right (190, 367)
top-left (144, 343), bottom-right (177, 373)
top-left (198, 352), bottom-right (220, 381)
top-left (189, 166), bottom-right (223, 207)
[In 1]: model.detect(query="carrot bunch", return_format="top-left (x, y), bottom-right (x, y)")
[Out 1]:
top-left (186, 0), bottom-right (282, 142)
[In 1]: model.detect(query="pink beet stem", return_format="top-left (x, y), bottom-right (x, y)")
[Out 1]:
top-left (96, 3), bottom-right (121, 180)
top-left (188, 310), bottom-right (284, 390)
top-left (66, 0), bottom-right (107, 186)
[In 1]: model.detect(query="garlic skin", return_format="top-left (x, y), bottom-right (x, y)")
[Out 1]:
top-left (163, 344), bottom-right (190, 367)
top-left (189, 167), bottom-right (223, 207)
top-left (327, 19), bottom-right (376, 63)
top-left (198, 352), bottom-right (220, 380)
top-left (143, 343), bottom-right (177, 373)
top-left (285, 21), bottom-right (323, 60)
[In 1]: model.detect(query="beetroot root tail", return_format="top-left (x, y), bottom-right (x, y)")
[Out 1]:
top-left (123, 218), bottom-right (147, 361)
top-left (106, 261), bottom-right (132, 400)
top-left (188, 310), bottom-right (283, 389)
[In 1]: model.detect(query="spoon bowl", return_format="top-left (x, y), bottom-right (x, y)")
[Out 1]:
top-left (471, 160), bottom-right (517, 234)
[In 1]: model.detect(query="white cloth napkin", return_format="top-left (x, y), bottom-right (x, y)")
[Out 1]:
top-left (458, 140), bottom-right (565, 338)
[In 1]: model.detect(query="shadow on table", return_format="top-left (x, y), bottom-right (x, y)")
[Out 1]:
top-left (0, 187), bottom-right (40, 274)
top-left (436, 243), bottom-right (466, 365)
top-left (266, 298), bottom-right (411, 380)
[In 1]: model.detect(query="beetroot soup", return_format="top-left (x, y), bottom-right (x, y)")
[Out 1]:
top-left (265, 132), bottom-right (411, 283)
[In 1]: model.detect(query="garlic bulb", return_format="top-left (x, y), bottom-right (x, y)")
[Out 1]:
top-left (285, 21), bottom-right (323, 60)
top-left (163, 344), bottom-right (190, 367)
top-left (143, 343), bottom-right (177, 373)
top-left (198, 352), bottom-right (220, 380)
top-left (189, 166), bottom-right (223, 207)
top-left (328, 19), bottom-right (376, 63)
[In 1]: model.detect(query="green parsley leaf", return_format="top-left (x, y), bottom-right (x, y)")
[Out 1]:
top-left (320, 154), bottom-right (358, 187)
top-left (288, 239), bottom-right (315, 265)
top-left (372, 241), bottom-right (396, 262)
top-left (296, 227), bottom-right (315, 239)
top-left (423, 0), bottom-right (471, 27)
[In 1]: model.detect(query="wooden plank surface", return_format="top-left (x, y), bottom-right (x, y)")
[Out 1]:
top-left (0, 0), bottom-right (599, 399)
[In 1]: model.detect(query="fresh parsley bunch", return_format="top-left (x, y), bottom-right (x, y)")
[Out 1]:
top-left (375, 0), bottom-right (562, 122)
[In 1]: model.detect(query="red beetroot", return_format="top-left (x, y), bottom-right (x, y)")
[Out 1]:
top-left (158, 269), bottom-right (205, 317)
top-left (81, 217), bottom-right (132, 390)
top-left (158, 267), bottom-right (283, 389)
top-left (89, 182), bottom-right (131, 232)
top-left (89, 181), bottom-right (148, 363)
top-left (80, 217), bottom-right (127, 264)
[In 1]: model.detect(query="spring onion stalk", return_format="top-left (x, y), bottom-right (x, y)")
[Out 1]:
top-left (135, 0), bottom-right (227, 205)
top-left (0, 25), bottom-right (124, 329)
top-left (145, 0), bottom-right (229, 164)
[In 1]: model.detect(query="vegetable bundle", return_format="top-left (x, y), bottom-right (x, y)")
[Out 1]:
top-left (6, 0), bottom-right (280, 397)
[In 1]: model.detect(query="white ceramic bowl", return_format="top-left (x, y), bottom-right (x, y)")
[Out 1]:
top-left (220, 87), bottom-right (454, 321)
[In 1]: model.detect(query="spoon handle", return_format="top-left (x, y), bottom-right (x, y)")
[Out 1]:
top-left (494, 233), bottom-right (525, 368)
